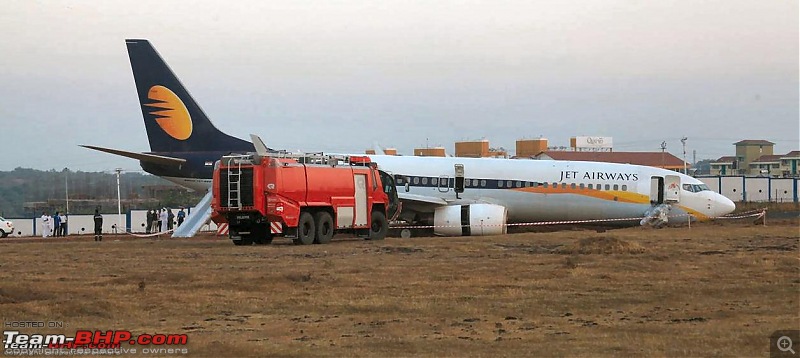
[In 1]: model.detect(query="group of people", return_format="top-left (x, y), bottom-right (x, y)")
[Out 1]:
top-left (38, 207), bottom-right (188, 239)
top-left (40, 211), bottom-right (67, 238)
top-left (145, 208), bottom-right (186, 234)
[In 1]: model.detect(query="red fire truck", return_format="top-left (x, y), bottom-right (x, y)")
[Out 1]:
top-left (211, 153), bottom-right (399, 245)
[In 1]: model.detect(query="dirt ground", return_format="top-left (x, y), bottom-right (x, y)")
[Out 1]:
top-left (1, 218), bottom-right (798, 357)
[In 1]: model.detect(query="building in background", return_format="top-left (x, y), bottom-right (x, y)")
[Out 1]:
top-left (453, 140), bottom-right (508, 158)
top-left (749, 154), bottom-right (782, 177)
top-left (413, 147), bottom-right (447, 157)
top-left (534, 151), bottom-right (687, 171)
top-left (710, 156), bottom-right (736, 176)
top-left (780, 151), bottom-right (800, 177)
top-left (734, 140), bottom-right (774, 174)
top-left (515, 138), bottom-right (549, 158)
top-left (569, 136), bottom-right (613, 152)
top-left (365, 148), bottom-right (397, 155)
top-left (711, 140), bottom-right (797, 177)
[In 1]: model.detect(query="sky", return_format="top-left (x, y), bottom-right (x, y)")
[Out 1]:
top-left (0, 0), bottom-right (797, 173)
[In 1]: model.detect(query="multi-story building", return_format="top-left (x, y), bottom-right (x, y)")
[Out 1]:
top-left (710, 156), bottom-right (736, 176)
top-left (749, 154), bottom-right (782, 176)
top-left (734, 139), bottom-right (774, 175)
top-left (780, 151), bottom-right (800, 177)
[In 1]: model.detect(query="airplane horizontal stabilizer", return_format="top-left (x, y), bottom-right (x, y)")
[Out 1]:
top-left (80, 145), bottom-right (187, 166)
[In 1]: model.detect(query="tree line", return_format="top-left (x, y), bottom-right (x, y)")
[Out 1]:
top-left (0, 168), bottom-right (204, 218)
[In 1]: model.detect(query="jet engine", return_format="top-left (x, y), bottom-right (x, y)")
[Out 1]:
top-left (433, 203), bottom-right (508, 236)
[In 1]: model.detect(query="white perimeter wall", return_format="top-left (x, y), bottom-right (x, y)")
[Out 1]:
top-left (697, 176), bottom-right (799, 203)
top-left (6, 209), bottom-right (218, 237)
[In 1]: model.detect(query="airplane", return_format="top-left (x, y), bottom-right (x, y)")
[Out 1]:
top-left (84, 39), bottom-right (736, 236)
top-left (82, 39), bottom-right (255, 192)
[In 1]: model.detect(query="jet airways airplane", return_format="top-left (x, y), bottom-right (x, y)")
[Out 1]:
top-left (84, 39), bottom-right (736, 236)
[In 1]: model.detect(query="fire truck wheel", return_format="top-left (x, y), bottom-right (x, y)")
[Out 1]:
top-left (294, 212), bottom-right (316, 245)
top-left (252, 225), bottom-right (272, 245)
top-left (314, 212), bottom-right (334, 244)
top-left (367, 211), bottom-right (388, 241)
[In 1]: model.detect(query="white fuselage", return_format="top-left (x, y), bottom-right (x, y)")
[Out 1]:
top-left (367, 155), bottom-right (735, 223)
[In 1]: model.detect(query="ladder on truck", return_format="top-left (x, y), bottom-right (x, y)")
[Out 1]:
top-left (224, 155), bottom-right (253, 209)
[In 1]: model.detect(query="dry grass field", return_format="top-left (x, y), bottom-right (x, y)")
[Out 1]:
top-left (1, 218), bottom-right (798, 357)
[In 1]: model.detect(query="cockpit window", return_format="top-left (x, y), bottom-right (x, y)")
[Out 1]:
top-left (682, 183), bottom-right (711, 193)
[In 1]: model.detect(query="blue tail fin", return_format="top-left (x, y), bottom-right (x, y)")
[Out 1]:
top-left (125, 39), bottom-right (253, 154)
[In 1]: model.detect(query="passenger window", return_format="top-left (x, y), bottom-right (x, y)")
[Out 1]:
top-left (552, 183), bottom-right (558, 188)
top-left (507, 180), bottom-right (513, 188)
top-left (422, 177), bottom-right (428, 185)
top-left (543, 183), bottom-right (549, 188)
top-left (579, 183), bottom-right (585, 189)
top-left (605, 184), bottom-right (610, 190)
top-left (516, 181), bottom-right (522, 188)
top-left (621, 185), bottom-right (627, 191)
top-left (588, 184), bottom-right (593, 189)
top-left (561, 183), bottom-right (567, 189)
top-left (533, 182), bottom-right (539, 188)
top-left (498, 181), bottom-right (503, 188)
top-left (480, 180), bottom-right (487, 187)
top-left (413, 177), bottom-right (419, 185)
top-left (473, 179), bottom-right (479, 187)
top-left (570, 183), bottom-right (576, 189)
top-left (613, 184), bottom-right (619, 190)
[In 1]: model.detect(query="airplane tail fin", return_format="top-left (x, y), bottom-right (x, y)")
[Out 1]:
top-left (125, 39), bottom-right (253, 153)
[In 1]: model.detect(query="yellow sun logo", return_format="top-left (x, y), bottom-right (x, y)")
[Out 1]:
top-left (144, 85), bottom-right (193, 140)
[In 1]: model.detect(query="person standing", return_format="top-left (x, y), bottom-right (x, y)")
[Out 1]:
top-left (146, 210), bottom-right (153, 234)
top-left (150, 210), bottom-right (158, 233)
top-left (159, 208), bottom-right (168, 232)
top-left (177, 208), bottom-right (186, 227)
top-left (167, 208), bottom-right (175, 231)
top-left (52, 212), bottom-right (61, 237)
top-left (93, 209), bottom-right (103, 241)
top-left (60, 212), bottom-right (67, 236)
top-left (40, 211), bottom-right (50, 238)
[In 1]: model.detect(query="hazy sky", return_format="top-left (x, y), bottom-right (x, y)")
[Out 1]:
top-left (1, 0), bottom-right (797, 172)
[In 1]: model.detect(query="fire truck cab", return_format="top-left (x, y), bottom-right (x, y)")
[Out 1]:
top-left (212, 153), bottom-right (399, 245)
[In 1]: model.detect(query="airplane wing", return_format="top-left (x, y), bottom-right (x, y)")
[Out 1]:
top-left (80, 145), bottom-right (187, 166)
top-left (397, 192), bottom-right (449, 206)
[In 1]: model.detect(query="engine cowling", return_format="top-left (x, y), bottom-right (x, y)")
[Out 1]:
top-left (433, 203), bottom-right (508, 236)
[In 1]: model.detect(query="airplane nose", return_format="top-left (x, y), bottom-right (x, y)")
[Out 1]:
top-left (718, 196), bottom-right (736, 216)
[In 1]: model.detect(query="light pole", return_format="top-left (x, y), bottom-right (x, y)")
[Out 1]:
top-left (65, 173), bottom-right (69, 214)
top-left (681, 137), bottom-right (688, 175)
top-left (115, 168), bottom-right (123, 233)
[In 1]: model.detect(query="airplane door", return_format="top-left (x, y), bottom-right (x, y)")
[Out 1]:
top-left (454, 164), bottom-right (465, 198)
top-left (438, 175), bottom-right (450, 193)
top-left (650, 176), bottom-right (664, 204)
top-left (665, 175), bottom-right (681, 202)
